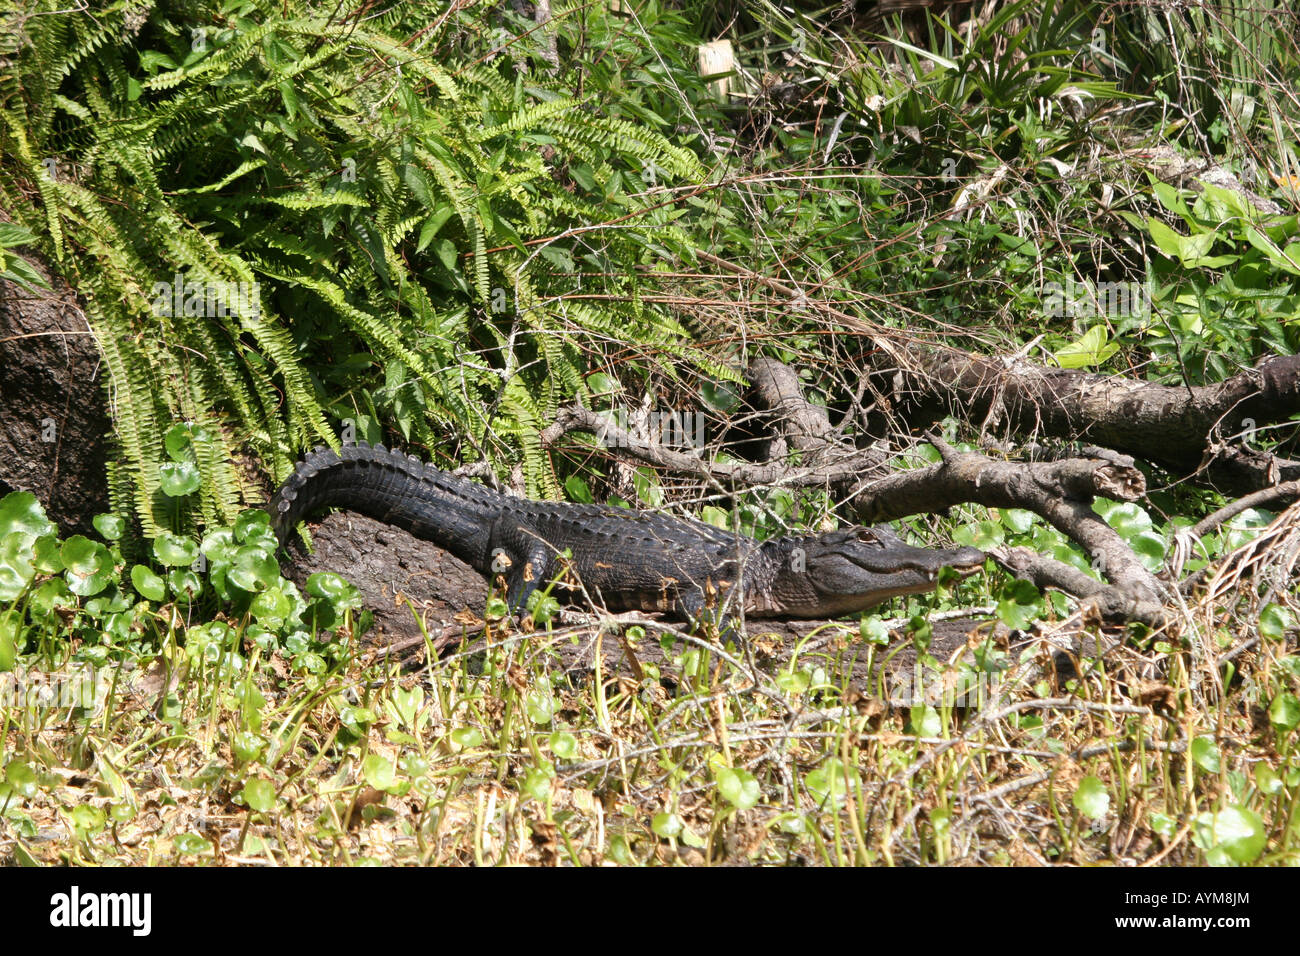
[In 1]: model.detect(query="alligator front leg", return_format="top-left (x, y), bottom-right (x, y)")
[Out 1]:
top-left (503, 542), bottom-right (557, 619)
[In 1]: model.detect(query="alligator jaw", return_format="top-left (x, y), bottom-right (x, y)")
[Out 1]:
top-left (771, 525), bottom-right (985, 618)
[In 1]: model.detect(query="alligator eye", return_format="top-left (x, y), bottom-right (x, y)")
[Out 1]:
top-left (855, 528), bottom-right (879, 544)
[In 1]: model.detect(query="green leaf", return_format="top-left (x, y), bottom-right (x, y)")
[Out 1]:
top-left (434, 238), bottom-right (458, 272)
top-left (970, 519), bottom-right (1005, 549)
top-left (563, 474), bottom-right (593, 503)
top-left (1129, 530), bottom-right (1167, 570)
top-left (416, 208), bottom-right (455, 252)
top-left (70, 804), bottom-right (107, 835)
top-left (234, 510), bottom-right (273, 542)
top-left (1148, 811), bottom-right (1176, 838)
top-left (1, 255), bottom-right (48, 293)
top-left (521, 767), bottom-right (553, 801)
top-left (242, 778), bottom-right (276, 813)
top-left (1191, 735), bottom-right (1222, 773)
top-left (1198, 807), bottom-right (1266, 864)
top-left (525, 687), bottom-right (556, 725)
top-left (776, 669), bottom-right (810, 694)
top-left (306, 571), bottom-right (358, 607)
top-left (996, 578), bottom-right (1043, 630)
top-left (1147, 218), bottom-right (1188, 259)
top-left (173, 832), bottom-right (213, 855)
top-left (716, 766), bottom-right (760, 810)
top-left (232, 731), bottom-right (265, 763)
top-left (92, 514), bottom-right (125, 540)
top-left (0, 611), bottom-right (19, 671)
top-left (62, 536), bottom-right (114, 596)
top-left (1094, 500), bottom-right (1153, 536)
top-left (651, 812), bottom-right (683, 838)
top-left (883, 36), bottom-right (958, 69)
top-left (1255, 763), bottom-right (1283, 796)
top-left (1054, 325), bottom-right (1120, 369)
top-left (158, 461), bottom-right (202, 497)
top-left (860, 616), bottom-right (890, 645)
top-left (1259, 604), bottom-right (1294, 641)
top-left (0, 537), bottom-right (36, 603)
top-left (1268, 692), bottom-right (1300, 732)
top-left (1148, 218), bottom-right (1226, 266)
top-left (805, 758), bottom-right (849, 808)
top-left (201, 528), bottom-right (238, 564)
top-left (32, 535), bottom-right (63, 573)
top-left (450, 727), bottom-right (483, 750)
top-left (1072, 775), bottom-right (1109, 819)
top-left (549, 731), bottom-right (578, 760)
top-left (1000, 509), bottom-right (1035, 534)
top-left (909, 704), bottom-right (942, 736)
top-left (229, 548), bottom-right (279, 592)
top-left (131, 565), bottom-right (166, 602)
top-left (30, 578), bottom-right (74, 616)
top-left (167, 568), bottom-right (202, 600)
top-left (0, 222), bottom-right (37, 246)
top-left (250, 586), bottom-right (290, 626)
top-left (163, 423), bottom-right (198, 462)
top-left (5, 760), bottom-right (38, 797)
top-left (154, 533), bottom-right (199, 568)
top-left (0, 491), bottom-right (57, 541)
top-left (362, 755), bottom-right (397, 792)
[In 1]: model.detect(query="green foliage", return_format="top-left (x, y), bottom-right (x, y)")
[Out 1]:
top-left (1084, 0), bottom-right (1299, 153)
top-left (0, 0), bottom-right (719, 536)
top-left (0, 490), bottom-right (363, 675)
top-left (0, 222), bottom-right (49, 292)
top-left (1120, 181), bottom-right (1300, 381)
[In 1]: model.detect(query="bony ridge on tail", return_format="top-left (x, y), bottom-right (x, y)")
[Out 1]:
top-left (269, 442), bottom-right (985, 629)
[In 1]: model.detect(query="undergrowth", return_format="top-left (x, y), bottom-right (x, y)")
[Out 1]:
top-left (2, 486), bottom-right (1297, 865)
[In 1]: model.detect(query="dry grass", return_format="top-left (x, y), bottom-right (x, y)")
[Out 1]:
top-left (3, 515), bottom-right (1296, 866)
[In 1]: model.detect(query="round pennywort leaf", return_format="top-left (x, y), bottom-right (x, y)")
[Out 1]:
top-left (158, 461), bottom-right (201, 497)
top-left (1072, 775), bottom-right (1109, 819)
top-left (131, 565), bottom-right (166, 602)
top-left (153, 533), bottom-right (199, 568)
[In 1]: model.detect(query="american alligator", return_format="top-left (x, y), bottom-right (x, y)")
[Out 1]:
top-left (269, 442), bottom-right (984, 625)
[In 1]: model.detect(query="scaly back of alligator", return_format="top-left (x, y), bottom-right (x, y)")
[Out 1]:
top-left (267, 443), bottom-right (748, 604)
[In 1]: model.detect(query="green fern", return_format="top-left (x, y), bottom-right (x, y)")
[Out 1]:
top-left (1, 0), bottom-right (735, 541)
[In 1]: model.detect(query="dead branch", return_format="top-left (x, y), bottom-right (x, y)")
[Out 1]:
top-left (540, 403), bottom-right (881, 488)
top-left (1189, 479), bottom-right (1300, 538)
top-left (992, 546), bottom-right (1167, 627)
top-left (696, 250), bottom-right (1300, 495)
top-left (852, 433), bottom-right (1168, 615)
top-left (883, 347), bottom-right (1300, 495)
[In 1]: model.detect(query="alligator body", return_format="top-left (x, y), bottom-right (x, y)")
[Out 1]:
top-left (269, 443), bottom-right (984, 623)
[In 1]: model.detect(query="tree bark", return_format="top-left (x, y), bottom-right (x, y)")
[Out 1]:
top-left (0, 256), bottom-right (111, 536)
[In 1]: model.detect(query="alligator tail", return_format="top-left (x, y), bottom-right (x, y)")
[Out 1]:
top-left (267, 441), bottom-right (496, 557)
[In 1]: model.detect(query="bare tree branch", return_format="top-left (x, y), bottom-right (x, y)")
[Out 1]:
top-left (696, 250), bottom-right (1300, 494)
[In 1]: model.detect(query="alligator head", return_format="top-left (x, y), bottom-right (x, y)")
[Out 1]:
top-left (756, 525), bottom-right (985, 618)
